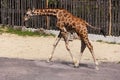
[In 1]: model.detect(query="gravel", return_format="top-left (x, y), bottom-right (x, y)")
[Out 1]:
top-left (21, 28), bottom-right (120, 44)
top-left (47, 30), bottom-right (120, 43)
top-left (88, 34), bottom-right (120, 43)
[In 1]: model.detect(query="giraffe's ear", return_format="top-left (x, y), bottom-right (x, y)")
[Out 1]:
top-left (25, 8), bottom-right (33, 16)
top-left (25, 8), bottom-right (31, 13)
top-left (32, 7), bottom-right (35, 12)
top-left (27, 8), bottom-right (32, 11)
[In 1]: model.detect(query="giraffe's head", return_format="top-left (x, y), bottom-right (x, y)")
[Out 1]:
top-left (24, 8), bottom-right (35, 21)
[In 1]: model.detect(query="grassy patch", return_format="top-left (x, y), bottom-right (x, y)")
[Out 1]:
top-left (0, 26), bottom-right (55, 37)
top-left (106, 42), bottom-right (116, 44)
top-left (96, 39), bottom-right (120, 45)
top-left (96, 40), bottom-right (103, 42)
top-left (118, 43), bottom-right (120, 45)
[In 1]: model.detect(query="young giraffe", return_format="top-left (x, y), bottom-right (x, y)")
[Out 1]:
top-left (24, 8), bottom-right (105, 70)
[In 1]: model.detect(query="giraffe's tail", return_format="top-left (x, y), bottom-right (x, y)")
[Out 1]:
top-left (86, 23), bottom-right (106, 37)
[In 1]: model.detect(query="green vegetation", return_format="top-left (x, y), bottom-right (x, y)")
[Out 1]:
top-left (96, 40), bottom-right (103, 42)
top-left (107, 42), bottom-right (116, 44)
top-left (0, 26), bottom-right (55, 37)
top-left (96, 40), bottom-right (120, 45)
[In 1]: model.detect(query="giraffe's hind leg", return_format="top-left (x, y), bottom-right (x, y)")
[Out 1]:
top-left (61, 31), bottom-right (79, 67)
top-left (47, 32), bottom-right (62, 62)
top-left (82, 37), bottom-right (99, 70)
top-left (79, 40), bottom-right (86, 63)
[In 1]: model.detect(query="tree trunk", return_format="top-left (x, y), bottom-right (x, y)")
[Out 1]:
top-left (108, 0), bottom-right (112, 36)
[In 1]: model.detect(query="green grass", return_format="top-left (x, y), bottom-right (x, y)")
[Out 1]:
top-left (96, 40), bottom-right (103, 42)
top-left (0, 26), bottom-right (55, 37)
top-left (106, 42), bottom-right (116, 44)
top-left (118, 43), bottom-right (120, 45)
top-left (96, 40), bottom-right (120, 45)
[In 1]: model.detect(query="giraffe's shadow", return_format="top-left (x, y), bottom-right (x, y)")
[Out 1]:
top-left (55, 60), bottom-right (94, 69)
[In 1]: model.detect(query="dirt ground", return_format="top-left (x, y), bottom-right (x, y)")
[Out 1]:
top-left (0, 33), bottom-right (120, 63)
top-left (0, 33), bottom-right (120, 80)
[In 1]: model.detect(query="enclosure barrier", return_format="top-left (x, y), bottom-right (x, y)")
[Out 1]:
top-left (0, 0), bottom-right (120, 36)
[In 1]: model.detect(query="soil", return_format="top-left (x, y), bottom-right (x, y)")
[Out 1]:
top-left (0, 33), bottom-right (120, 80)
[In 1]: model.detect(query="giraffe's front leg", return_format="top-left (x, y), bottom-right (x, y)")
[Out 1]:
top-left (47, 32), bottom-right (62, 62)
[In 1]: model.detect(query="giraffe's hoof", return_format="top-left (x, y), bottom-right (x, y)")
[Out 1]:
top-left (95, 66), bottom-right (99, 70)
top-left (74, 65), bottom-right (79, 68)
top-left (47, 58), bottom-right (52, 63)
top-left (73, 58), bottom-right (79, 68)
top-left (74, 62), bottom-right (80, 68)
top-left (95, 61), bottom-right (99, 66)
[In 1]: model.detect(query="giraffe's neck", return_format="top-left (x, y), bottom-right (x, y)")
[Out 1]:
top-left (32, 9), bottom-right (59, 16)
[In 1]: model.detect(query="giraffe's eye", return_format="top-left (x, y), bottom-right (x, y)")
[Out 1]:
top-left (25, 14), bottom-right (29, 16)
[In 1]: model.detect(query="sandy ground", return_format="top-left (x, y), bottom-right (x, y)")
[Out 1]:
top-left (0, 33), bottom-right (120, 63)
top-left (0, 33), bottom-right (120, 80)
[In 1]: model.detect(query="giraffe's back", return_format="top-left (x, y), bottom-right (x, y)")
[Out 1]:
top-left (57, 9), bottom-right (88, 33)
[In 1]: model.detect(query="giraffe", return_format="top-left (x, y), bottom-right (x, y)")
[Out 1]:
top-left (24, 8), bottom-right (105, 70)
